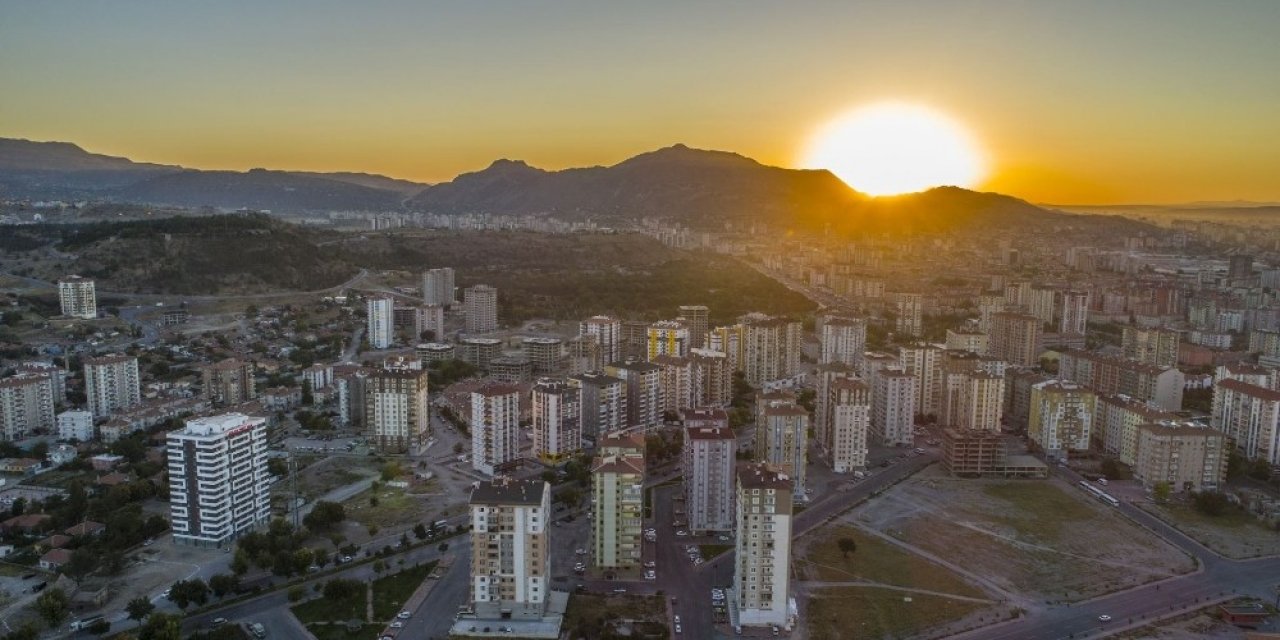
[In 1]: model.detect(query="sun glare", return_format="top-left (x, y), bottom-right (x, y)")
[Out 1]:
top-left (802, 102), bottom-right (986, 196)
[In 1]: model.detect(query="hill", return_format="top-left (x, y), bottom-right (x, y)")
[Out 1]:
top-left (115, 168), bottom-right (404, 213)
top-left (0, 138), bottom-right (179, 197)
top-left (0, 214), bottom-right (357, 294)
top-left (287, 171), bottom-right (429, 197)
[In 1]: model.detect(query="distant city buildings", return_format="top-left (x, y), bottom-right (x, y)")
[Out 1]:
top-left (1122, 326), bottom-right (1181, 369)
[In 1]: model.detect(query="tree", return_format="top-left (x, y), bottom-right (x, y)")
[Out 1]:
top-left (267, 457), bottom-right (288, 477)
top-left (323, 579), bottom-right (361, 601)
top-left (137, 613), bottom-right (182, 640)
top-left (400, 532), bottom-right (411, 548)
top-left (301, 379), bottom-right (314, 406)
top-left (288, 585), bottom-right (306, 602)
top-left (126, 597), bottom-right (155, 622)
top-left (1152, 482), bottom-right (1172, 504)
top-left (62, 547), bottom-right (98, 582)
top-left (837, 537), bottom-right (857, 558)
top-left (413, 523), bottom-right (429, 540)
top-left (1193, 491), bottom-right (1230, 517)
top-left (34, 588), bottom-right (69, 628)
top-left (303, 501), bottom-right (346, 531)
top-left (231, 549), bottom-right (250, 575)
top-left (168, 578), bottom-right (210, 609)
top-left (9, 497), bottom-right (24, 518)
top-left (208, 573), bottom-right (240, 598)
top-left (381, 462), bottom-right (401, 482)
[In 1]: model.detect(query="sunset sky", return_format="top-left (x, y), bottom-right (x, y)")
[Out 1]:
top-left (2, 1), bottom-right (1278, 204)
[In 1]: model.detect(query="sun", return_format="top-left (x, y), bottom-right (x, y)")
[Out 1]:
top-left (801, 102), bottom-right (986, 196)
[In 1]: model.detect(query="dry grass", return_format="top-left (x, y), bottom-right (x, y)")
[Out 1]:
top-left (805, 587), bottom-right (987, 640)
top-left (797, 526), bottom-right (982, 598)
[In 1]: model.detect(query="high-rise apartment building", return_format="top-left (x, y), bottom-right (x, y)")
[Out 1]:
top-left (733, 463), bottom-right (793, 630)
top-left (682, 409), bottom-right (735, 533)
top-left (471, 383), bottom-right (521, 476)
top-left (167, 413), bottom-right (270, 548)
top-left (1028, 380), bottom-right (1096, 462)
top-left (756, 403), bottom-right (808, 499)
top-left (819, 316), bottom-right (866, 367)
top-left (945, 328), bottom-right (988, 354)
top-left (742, 315), bottom-right (802, 386)
top-left (677, 305), bottom-right (710, 350)
top-left (1135, 422), bottom-right (1226, 493)
top-left (469, 478), bottom-right (551, 620)
top-left (814, 363), bottom-right (854, 455)
top-left (652, 355), bottom-right (694, 415)
top-left (569, 372), bottom-right (625, 439)
top-left (464, 284), bottom-right (499, 334)
top-left (580, 316), bottom-right (622, 363)
top-left (710, 324), bottom-right (746, 373)
top-left (363, 367), bottom-right (430, 453)
top-left (367, 297), bottom-right (394, 349)
top-left (57, 275), bottom-right (97, 319)
top-left (987, 312), bottom-right (1042, 367)
top-left (1122, 326), bottom-right (1181, 369)
top-left (899, 343), bottom-right (942, 417)
top-left (1096, 394), bottom-right (1176, 465)
top-left (872, 369), bottom-right (917, 447)
top-left (522, 338), bottom-right (565, 375)
top-left (958, 372), bottom-right (1005, 432)
top-left (84, 354), bottom-right (141, 419)
top-left (591, 432), bottom-right (645, 569)
top-left (201, 358), bottom-right (256, 406)
top-left (829, 378), bottom-right (871, 472)
top-left (690, 348), bottom-right (733, 408)
top-left (0, 374), bottom-right (55, 441)
top-left (894, 292), bottom-right (923, 337)
top-left (532, 379), bottom-right (582, 461)
top-left (646, 320), bottom-right (690, 360)
top-left (604, 360), bottom-right (662, 430)
top-left (422, 267), bottom-right (457, 306)
top-left (1057, 350), bottom-right (1184, 411)
top-left (1212, 379), bottom-right (1280, 466)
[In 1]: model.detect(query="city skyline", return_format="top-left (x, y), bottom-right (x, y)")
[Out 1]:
top-left (3, 1), bottom-right (1279, 204)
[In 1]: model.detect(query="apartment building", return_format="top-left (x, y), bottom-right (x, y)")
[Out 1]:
top-left (1122, 326), bottom-right (1181, 368)
top-left (422, 267), bottom-right (457, 306)
top-left (592, 432), bottom-right (645, 569)
top-left (531, 379), bottom-right (582, 461)
top-left (84, 354), bottom-right (141, 419)
top-left (580, 316), bottom-right (622, 364)
top-left (1096, 394), bottom-right (1177, 466)
top-left (201, 358), bottom-right (257, 406)
top-left (167, 413), bottom-right (270, 548)
top-left (471, 383), bottom-right (521, 476)
top-left (1028, 380), bottom-right (1096, 462)
top-left (733, 463), bottom-right (793, 629)
top-left (682, 409), bottom-right (736, 533)
top-left (829, 378), bottom-right (871, 473)
top-left (756, 403), bottom-right (808, 499)
top-left (366, 297), bottom-right (394, 349)
top-left (1057, 349), bottom-right (1184, 411)
top-left (56, 410), bottom-right (94, 442)
top-left (677, 305), bottom-right (710, 349)
top-left (57, 275), bottom-right (97, 319)
top-left (819, 316), bottom-right (866, 367)
top-left (604, 359), bottom-right (662, 430)
top-left (0, 374), bottom-right (55, 441)
top-left (690, 348), bottom-right (733, 408)
top-left (646, 319), bottom-right (690, 360)
top-left (522, 338), bottom-right (565, 375)
top-left (987, 312), bottom-right (1042, 367)
top-left (899, 343), bottom-right (942, 417)
top-left (814, 363), bottom-right (855, 454)
top-left (652, 355), bottom-right (695, 415)
top-left (872, 369), bottom-right (917, 447)
top-left (741, 315), bottom-right (802, 386)
top-left (1212, 378), bottom-right (1280, 465)
top-left (569, 372), bottom-right (624, 439)
top-left (464, 284), bottom-right (499, 334)
top-left (1135, 422), bottom-right (1227, 493)
top-left (363, 367), bottom-right (430, 453)
top-left (469, 478), bottom-right (552, 620)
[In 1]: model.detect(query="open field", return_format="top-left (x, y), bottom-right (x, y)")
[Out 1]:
top-left (290, 583), bottom-right (367, 624)
top-left (371, 561), bottom-right (437, 620)
top-left (342, 484), bottom-right (435, 531)
top-left (796, 525), bottom-right (983, 598)
top-left (850, 466), bottom-right (1195, 603)
top-left (563, 594), bottom-right (669, 640)
top-left (293, 457), bottom-right (376, 501)
top-left (803, 587), bottom-right (991, 640)
top-left (305, 623), bottom-right (384, 640)
top-left (1140, 501), bottom-right (1280, 559)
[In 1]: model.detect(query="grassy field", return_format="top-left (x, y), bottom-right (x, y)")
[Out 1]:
top-left (290, 583), bottom-right (367, 624)
top-left (805, 587), bottom-right (988, 640)
top-left (1143, 501), bottom-right (1280, 559)
top-left (798, 526), bottom-right (982, 598)
top-left (371, 561), bottom-right (437, 621)
top-left (563, 594), bottom-right (668, 639)
top-left (343, 484), bottom-right (432, 530)
top-left (305, 623), bottom-right (384, 640)
top-left (698, 544), bottom-right (732, 560)
top-left (982, 483), bottom-right (1098, 543)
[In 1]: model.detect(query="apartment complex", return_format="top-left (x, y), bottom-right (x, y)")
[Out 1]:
top-left (1057, 349), bottom-right (1184, 411)
top-left (690, 348), bottom-right (733, 408)
top-left (899, 343), bottom-right (942, 417)
top-left (604, 359), bottom-right (662, 430)
top-left (814, 363), bottom-right (855, 455)
top-left (57, 275), bottom-right (97, 319)
top-left (363, 367), bottom-right (430, 453)
top-left (756, 403), bottom-right (808, 499)
top-left (1122, 326), bottom-right (1181, 368)
top-left (682, 409), bottom-right (736, 533)
top-left (894, 292), bottom-right (923, 337)
top-left (1212, 378), bottom-right (1280, 465)
top-left (741, 316), bottom-right (802, 386)
top-left (733, 463), bottom-right (793, 629)
top-left (1096, 394), bottom-right (1177, 466)
top-left (167, 413), bottom-right (270, 548)
top-left (201, 358), bottom-right (256, 406)
top-left (522, 338), bottom-right (565, 375)
top-left (677, 305), bottom-right (710, 349)
top-left (646, 319), bottom-right (690, 360)
top-left (531, 379), bottom-right (582, 461)
top-left (1134, 422), bottom-right (1227, 492)
top-left (569, 372), bottom-right (624, 439)
top-left (1028, 380), bottom-right (1097, 461)
top-left (367, 297), bottom-right (394, 349)
top-left (56, 410), bottom-right (94, 442)
top-left (591, 432), bottom-right (645, 569)
top-left (464, 284), bottom-right (499, 334)
top-left (84, 354), bottom-right (141, 418)
top-left (829, 378), bottom-right (871, 473)
top-left (469, 478), bottom-right (552, 620)
top-left (471, 383), bottom-right (521, 476)
top-left (0, 374), bottom-right (56, 441)
top-left (580, 316), bottom-right (622, 364)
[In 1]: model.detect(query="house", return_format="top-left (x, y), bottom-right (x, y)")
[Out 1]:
top-left (39, 534), bottom-right (71, 550)
top-left (64, 521), bottom-right (106, 538)
top-left (1221, 603), bottom-right (1271, 628)
top-left (46, 445), bottom-right (78, 467)
top-left (89, 454), bottom-right (125, 471)
top-left (96, 472), bottom-right (131, 488)
top-left (0, 544), bottom-right (13, 557)
top-left (39, 548), bottom-right (73, 571)
top-left (0, 458), bottom-right (43, 476)
top-left (0, 514), bottom-right (51, 534)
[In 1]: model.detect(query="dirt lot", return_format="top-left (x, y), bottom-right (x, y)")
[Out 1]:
top-left (795, 525), bottom-right (983, 598)
top-left (802, 587), bottom-right (998, 640)
top-left (292, 456), bottom-right (377, 501)
top-left (848, 466), bottom-right (1195, 604)
top-left (1111, 600), bottom-right (1269, 639)
top-left (1139, 501), bottom-right (1280, 559)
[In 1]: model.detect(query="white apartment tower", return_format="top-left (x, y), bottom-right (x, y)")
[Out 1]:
top-left (756, 403), bottom-right (808, 499)
top-left (872, 369), bottom-right (917, 447)
top-left (592, 432), bottom-right (645, 569)
top-left (469, 478), bottom-right (552, 621)
top-left (894, 292), bottom-right (923, 337)
top-left (422, 267), bottom-right (457, 306)
top-left (167, 413), bottom-right (270, 548)
top-left (604, 360), bottom-right (662, 430)
top-left (733, 463), bottom-right (794, 630)
top-left (820, 316), bottom-right (867, 367)
top-left (363, 367), bottom-right (430, 453)
top-left (532, 379), bottom-right (582, 461)
top-left (899, 343), bottom-right (942, 417)
top-left (0, 374), bottom-right (56, 441)
top-left (959, 372), bottom-right (1006, 432)
top-left (580, 316), bottom-right (622, 364)
top-left (367, 297), bottom-right (394, 349)
top-left (57, 410), bottom-right (94, 442)
top-left (84, 354), bottom-right (141, 418)
top-left (569, 372), bottom-right (625, 439)
top-left (471, 383), bottom-right (521, 476)
top-left (829, 378), bottom-right (871, 472)
top-left (682, 409), bottom-right (736, 533)
top-left (742, 315), bottom-right (802, 386)
top-left (57, 275), bottom-right (97, 319)
top-left (464, 284), bottom-right (499, 334)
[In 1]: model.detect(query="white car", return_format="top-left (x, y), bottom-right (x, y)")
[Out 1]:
top-left (575, 548), bottom-right (586, 555)
top-left (694, 558), bottom-right (704, 565)
top-left (390, 621), bottom-right (404, 629)
top-left (676, 530), bottom-right (688, 537)
top-left (644, 571), bottom-right (656, 580)
top-left (398, 611), bottom-right (411, 619)
top-left (644, 561), bottom-right (656, 568)
top-left (674, 615), bottom-right (681, 624)
top-left (675, 624), bottom-right (682, 634)
top-left (1098, 615), bottom-right (1112, 622)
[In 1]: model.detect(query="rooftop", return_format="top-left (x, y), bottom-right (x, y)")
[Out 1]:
top-left (738, 462), bottom-right (793, 490)
top-left (470, 477), bottom-right (548, 507)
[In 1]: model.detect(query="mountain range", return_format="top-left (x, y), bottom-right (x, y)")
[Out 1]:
top-left (0, 136), bottom-right (1064, 231)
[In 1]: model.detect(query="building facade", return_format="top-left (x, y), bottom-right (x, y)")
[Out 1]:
top-left (363, 367), bottom-right (430, 453)
top-left (682, 409), bottom-right (736, 533)
top-left (57, 275), bottom-right (97, 319)
top-left (469, 478), bottom-right (551, 620)
top-left (471, 383), bottom-right (521, 476)
top-left (367, 297), bottom-right (394, 349)
top-left (464, 284), bottom-right (499, 334)
top-left (532, 379), bottom-right (582, 461)
top-left (84, 354), bottom-right (141, 419)
top-left (167, 413), bottom-right (270, 548)
top-left (733, 463), bottom-right (793, 629)
top-left (592, 432), bottom-right (645, 569)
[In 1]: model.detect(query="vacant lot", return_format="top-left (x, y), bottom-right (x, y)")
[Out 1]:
top-left (343, 484), bottom-right (435, 532)
top-left (291, 583), bottom-right (367, 624)
top-left (1112, 599), bottom-right (1263, 640)
top-left (371, 561), bottom-right (437, 620)
top-left (1140, 501), bottom-right (1280, 559)
top-left (796, 525), bottom-right (983, 598)
top-left (563, 594), bottom-right (668, 640)
top-left (294, 456), bottom-right (376, 501)
top-left (851, 467), bottom-right (1195, 603)
top-left (804, 587), bottom-right (989, 640)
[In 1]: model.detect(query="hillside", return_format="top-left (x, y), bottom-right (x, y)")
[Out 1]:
top-left (0, 214), bottom-right (357, 294)
top-left (116, 169), bottom-right (404, 213)
top-left (287, 171), bottom-right (429, 197)
top-left (0, 138), bottom-right (179, 197)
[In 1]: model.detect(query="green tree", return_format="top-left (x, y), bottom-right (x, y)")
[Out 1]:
top-left (413, 523), bottom-right (429, 540)
top-left (137, 613), bottom-right (182, 640)
top-left (34, 588), bottom-right (69, 628)
top-left (1193, 491), bottom-right (1230, 517)
top-left (267, 457), bottom-right (288, 477)
top-left (837, 537), bottom-right (857, 558)
top-left (168, 578), bottom-right (210, 609)
top-left (303, 501), bottom-right (346, 531)
top-left (288, 585), bottom-right (306, 602)
top-left (1152, 482), bottom-right (1172, 504)
top-left (126, 596), bottom-right (155, 622)
top-left (208, 573), bottom-right (240, 598)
